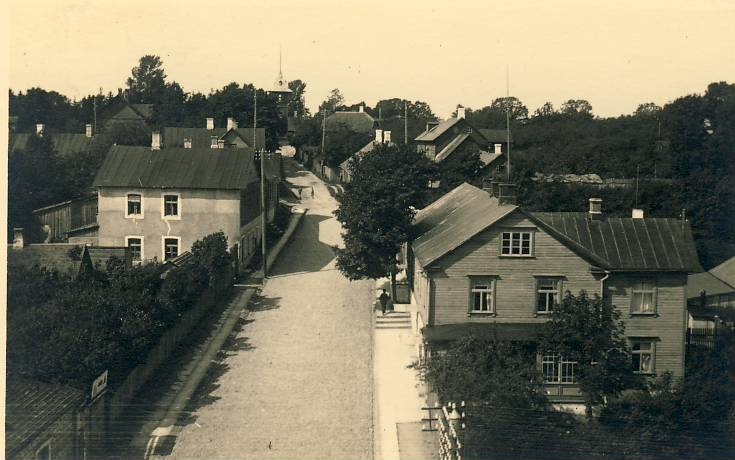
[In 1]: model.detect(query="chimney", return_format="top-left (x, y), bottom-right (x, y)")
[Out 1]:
top-left (359, 105), bottom-right (364, 113)
top-left (588, 198), bottom-right (603, 219)
top-left (85, 123), bottom-right (93, 138)
top-left (13, 228), bottom-right (24, 249)
top-left (375, 129), bottom-right (383, 144)
top-left (184, 138), bottom-right (192, 149)
top-left (210, 135), bottom-right (219, 149)
top-left (383, 131), bottom-right (391, 144)
top-left (206, 117), bottom-right (215, 130)
top-left (36, 123), bottom-right (45, 136)
top-left (632, 208), bottom-right (645, 219)
top-left (457, 106), bottom-right (466, 119)
top-left (217, 139), bottom-right (225, 149)
top-left (227, 117), bottom-right (237, 130)
top-left (151, 131), bottom-right (161, 150)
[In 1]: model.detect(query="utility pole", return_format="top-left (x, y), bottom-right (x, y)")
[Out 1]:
top-left (255, 90), bottom-right (267, 279)
top-left (404, 101), bottom-right (408, 145)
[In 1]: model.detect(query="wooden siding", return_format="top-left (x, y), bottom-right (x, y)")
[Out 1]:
top-left (429, 213), bottom-right (601, 326)
top-left (34, 196), bottom-right (98, 242)
top-left (607, 272), bottom-right (687, 378)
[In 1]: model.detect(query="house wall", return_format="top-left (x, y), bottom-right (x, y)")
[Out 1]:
top-left (428, 213), bottom-right (601, 326)
top-left (9, 411), bottom-right (78, 460)
top-left (97, 187), bottom-right (241, 262)
top-left (607, 272), bottom-right (688, 378)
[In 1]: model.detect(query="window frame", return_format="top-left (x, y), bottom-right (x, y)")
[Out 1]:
top-left (125, 193), bottom-right (143, 219)
top-left (125, 236), bottom-right (144, 264)
top-left (630, 279), bottom-right (657, 315)
top-left (541, 353), bottom-right (577, 385)
top-left (535, 277), bottom-right (563, 315)
top-left (500, 230), bottom-right (534, 257)
top-left (468, 276), bottom-right (496, 315)
top-left (161, 192), bottom-right (181, 220)
top-left (162, 236), bottom-right (181, 261)
top-left (631, 339), bottom-right (656, 375)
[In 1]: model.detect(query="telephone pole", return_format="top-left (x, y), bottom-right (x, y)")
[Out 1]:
top-left (404, 101), bottom-right (408, 145)
top-left (255, 90), bottom-right (267, 279)
top-left (506, 65), bottom-right (512, 181)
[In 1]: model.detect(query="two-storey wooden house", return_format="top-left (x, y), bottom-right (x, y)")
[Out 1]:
top-left (92, 135), bottom-right (280, 269)
top-left (407, 183), bottom-right (702, 401)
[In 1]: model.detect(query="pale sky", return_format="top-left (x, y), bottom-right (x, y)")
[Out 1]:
top-left (5, 0), bottom-right (735, 118)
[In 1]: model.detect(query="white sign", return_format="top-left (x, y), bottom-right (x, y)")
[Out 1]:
top-left (91, 370), bottom-right (108, 400)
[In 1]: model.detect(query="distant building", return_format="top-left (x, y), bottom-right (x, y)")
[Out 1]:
top-left (687, 256), bottom-right (735, 327)
top-left (103, 102), bottom-right (153, 126)
top-left (161, 117), bottom-right (265, 150)
top-left (10, 123), bottom-right (95, 158)
top-left (406, 183), bottom-right (702, 402)
top-left (338, 129), bottom-right (394, 184)
top-left (325, 106), bottom-right (376, 134)
top-left (92, 134), bottom-right (280, 268)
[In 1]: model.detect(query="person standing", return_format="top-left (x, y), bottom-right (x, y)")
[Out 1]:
top-left (311, 186), bottom-right (315, 198)
top-left (379, 289), bottom-right (390, 316)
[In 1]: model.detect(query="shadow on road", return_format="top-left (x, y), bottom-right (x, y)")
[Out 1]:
top-left (249, 293), bottom-right (282, 312)
top-left (269, 214), bottom-right (335, 276)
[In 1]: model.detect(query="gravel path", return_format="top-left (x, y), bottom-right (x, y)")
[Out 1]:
top-left (167, 160), bottom-right (374, 459)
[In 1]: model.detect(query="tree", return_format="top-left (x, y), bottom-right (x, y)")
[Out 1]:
top-left (532, 101), bottom-right (557, 118)
top-left (126, 55), bottom-right (167, 103)
top-left (540, 291), bottom-right (640, 418)
top-left (287, 79), bottom-right (308, 117)
top-left (560, 99), bottom-right (594, 119)
top-left (319, 88), bottom-right (345, 115)
top-left (323, 122), bottom-right (373, 168)
top-left (464, 97), bottom-right (528, 128)
top-left (334, 144), bottom-right (436, 280)
top-left (635, 102), bottom-right (662, 117)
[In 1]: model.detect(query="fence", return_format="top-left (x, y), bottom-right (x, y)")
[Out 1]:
top-left (433, 402), bottom-right (466, 460)
top-left (686, 327), bottom-right (735, 351)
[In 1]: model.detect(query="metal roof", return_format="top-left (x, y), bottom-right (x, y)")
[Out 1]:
top-left (479, 151), bottom-right (505, 166)
top-left (93, 145), bottom-right (258, 190)
top-left (161, 127), bottom-right (266, 150)
top-left (10, 133), bottom-right (93, 158)
top-left (325, 111), bottom-right (375, 134)
top-left (434, 133), bottom-right (470, 162)
top-left (687, 271), bottom-right (735, 300)
top-left (5, 377), bottom-right (86, 456)
top-left (710, 256), bottom-right (735, 285)
top-left (412, 183), bottom-right (518, 267)
top-left (415, 117), bottom-right (460, 142)
top-left (530, 212), bottom-right (703, 272)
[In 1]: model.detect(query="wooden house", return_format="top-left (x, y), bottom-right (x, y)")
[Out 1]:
top-left (407, 183), bottom-right (702, 401)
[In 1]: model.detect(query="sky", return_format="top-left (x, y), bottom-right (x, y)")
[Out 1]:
top-left (5, 0), bottom-right (735, 119)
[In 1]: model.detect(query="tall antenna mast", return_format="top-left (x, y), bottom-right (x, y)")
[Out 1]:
top-left (404, 101), bottom-right (408, 145)
top-left (635, 164), bottom-right (640, 208)
top-left (506, 64), bottom-right (511, 181)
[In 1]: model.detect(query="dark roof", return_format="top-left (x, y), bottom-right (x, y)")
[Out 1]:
top-left (325, 111), bottom-right (375, 134)
top-left (479, 128), bottom-right (514, 143)
top-left (10, 133), bottom-right (94, 158)
top-left (161, 127), bottom-right (266, 150)
top-left (422, 323), bottom-right (541, 343)
top-left (412, 183), bottom-right (517, 267)
top-left (5, 377), bottom-right (86, 456)
top-left (130, 104), bottom-right (154, 119)
top-left (7, 244), bottom-right (90, 276)
top-left (415, 117), bottom-right (461, 142)
top-left (104, 103), bottom-right (154, 123)
top-left (687, 271), bottom-right (735, 299)
top-left (530, 212), bottom-right (703, 272)
top-left (92, 145), bottom-right (258, 190)
top-left (710, 256), bottom-right (735, 286)
top-left (434, 133), bottom-right (471, 162)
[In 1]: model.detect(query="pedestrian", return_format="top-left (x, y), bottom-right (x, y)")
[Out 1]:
top-left (311, 186), bottom-right (315, 198)
top-left (297, 188), bottom-right (302, 199)
top-left (379, 289), bottom-right (390, 316)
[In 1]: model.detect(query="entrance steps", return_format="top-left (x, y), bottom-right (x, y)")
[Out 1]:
top-left (376, 311), bottom-right (412, 329)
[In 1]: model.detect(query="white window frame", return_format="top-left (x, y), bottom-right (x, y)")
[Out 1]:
top-left (631, 339), bottom-right (656, 374)
top-left (125, 236), bottom-right (144, 264)
top-left (469, 277), bottom-right (495, 314)
top-left (542, 353), bottom-right (577, 384)
top-left (35, 440), bottom-right (52, 460)
top-left (161, 192), bottom-right (181, 220)
top-left (500, 231), bottom-right (534, 257)
top-left (631, 279), bottom-right (657, 314)
top-left (536, 277), bottom-right (562, 314)
top-left (162, 236), bottom-right (181, 261)
top-left (125, 193), bottom-right (143, 219)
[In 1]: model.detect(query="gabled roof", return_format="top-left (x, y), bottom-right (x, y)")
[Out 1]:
top-left (5, 377), bottom-right (86, 457)
top-left (415, 117), bottom-right (460, 142)
top-left (105, 103), bottom-right (153, 123)
top-left (339, 140), bottom-right (395, 170)
top-left (325, 111), bottom-right (375, 134)
top-left (479, 128), bottom-right (514, 143)
top-left (412, 183), bottom-right (518, 267)
top-left (687, 271), bottom-right (735, 300)
top-left (10, 133), bottom-right (94, 158)
top-left (479, 151), bottom-right (505, 167)
top-left (161, 127), bottom-right (266, 150)
top-left (434, 133), bottom-right (471, 162)
top-left (710, 256), bottom-right (735, 285)
top-left (7, 244), bottom-right (91, 276)
top-left (530, 212), bottom-right (703, 272)
top-left (92, 146), bottom-right (258, 190)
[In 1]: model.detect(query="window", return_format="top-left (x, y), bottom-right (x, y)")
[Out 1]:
top-left (631, 340), bottom-right (655, 374)
top-left (542, 353), bottom-right (577, 384)
top-left (631, 280), bottom-right (656, 314)
top-left (36, 441), bottom-right (51, 460)
top-left (163, 237), bottom-right (179, 261)
top-left (126, 237), bottom-right (143, 263)
top-left (501, 231), bottom-right (532, 256)
top-left (470, 279), bottom-right (494, 313)
top-left (536, 278), bottom-right (561, 314)
top-left (126, 194), bottom-right (142, 217)
top-left (163, 194), bottom-right (180, 218)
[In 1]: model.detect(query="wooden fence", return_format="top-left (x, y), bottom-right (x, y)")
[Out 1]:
top-left (686, 327), bottom-right (735, 351)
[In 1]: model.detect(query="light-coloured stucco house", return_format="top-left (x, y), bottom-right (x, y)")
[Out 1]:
top-left (92, 135), bottom-right (280, 268)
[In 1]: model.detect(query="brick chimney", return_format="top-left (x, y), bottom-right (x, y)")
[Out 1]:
top-left (184, 138), bottom-right (192, 149)
top-left (457, 107), bottom-right (466, 119)
top-left (383, 131), bottom-right (392, 144)
top-left (217, 139), bottom-right (225, 148)
top-left (375, 129), bottom-right (383, 143)
top-left (151, 131), bottom-right (161, 150)
top-left (210, 135), bottom-right (219, 149)
top-left (632, 208), bottom-right (644, 219)
top-left (36, 123), bottom-right (45, 136)
top-left (359, 105), bottom-right (364, 113)
top-left (589, 198), bottom-right (603, 220)
top-left (85, 123), bottom-right (93, 138)
top-left (13, 228), bottom-right (24, 249)
top-left (227, 117), bottom-right (237, 130)
top-left (206, 117), bottom-right (215, 130)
